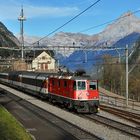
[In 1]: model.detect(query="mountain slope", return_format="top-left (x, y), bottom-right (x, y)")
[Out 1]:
top-left (113, 32), bottom-right (140, 48)
top-left (96, 12), bottom-right (140, 46)
top-left (0, 22), bottom-right (19, 47)
top-left (23, 11), bottom-right (140, 72)
top-left (25, 11), bottom-right (140, 49)
top-left (58, 12), bottom-right (140, 72)
top-left (30, 12), bottom-right (140, 46)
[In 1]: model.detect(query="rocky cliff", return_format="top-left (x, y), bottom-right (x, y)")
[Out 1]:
top-left (0, 22), bottom-right (19, 47)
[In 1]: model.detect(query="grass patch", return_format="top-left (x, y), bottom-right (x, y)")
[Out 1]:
top-left (0, 106), bottom-right (32, 140)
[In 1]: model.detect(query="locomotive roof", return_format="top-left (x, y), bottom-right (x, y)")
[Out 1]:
top-left (49, 75), bottom-right (93, 80)
top-left (7, 71), bottom-right (96, 80)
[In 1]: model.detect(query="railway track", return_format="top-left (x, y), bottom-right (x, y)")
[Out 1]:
top-left (83, 114), bottom-right (140, 139)
top-left (100, 105), bottom-right (140, 126)
top-left (1, 84), bottom-right (140, 140)
top-left (0, 89), bottom-right (102, 140)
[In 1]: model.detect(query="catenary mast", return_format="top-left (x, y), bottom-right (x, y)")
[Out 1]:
top-left (18, 6), bottom-right (26, 60)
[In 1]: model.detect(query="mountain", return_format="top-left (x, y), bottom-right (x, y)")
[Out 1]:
top-left (40, 32), bottom-right (91, 46)
top-left (0, 22), bottom-right (19, 47)
top-left (16, 34), bottom-right (41, 46)
top-left (96, 11), bottom-right (140, 46)
top-left (58, 12), bottom-right (140, 72)
top-left (23, 11), bottom-right (140, 72)
top-left (113, 32), bottom-right (140, 48)
top-left (25, 11), bottom-right (140, 49)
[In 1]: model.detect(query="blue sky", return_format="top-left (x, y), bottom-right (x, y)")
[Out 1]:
top-left (1, 0), bottom-right (140, 37)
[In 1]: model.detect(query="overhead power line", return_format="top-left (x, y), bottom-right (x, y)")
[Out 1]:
top-left (79, 9), bottom-right (140, 33)
top-left (32, 8), bottom-right (140, 46)
top-left (32, 0), bottom-right (102, 45)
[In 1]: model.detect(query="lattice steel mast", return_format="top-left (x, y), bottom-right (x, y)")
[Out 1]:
top-left (18, 6), bottom-right (26, 60)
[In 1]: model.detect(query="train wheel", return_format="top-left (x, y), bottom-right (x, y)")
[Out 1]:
top-left (67, 103), bottom-right (73, 111)
top-left (64, 103), bottom-right (69, 109)
top-left (73, 109), bottom-right (77, 113)
top-left (49, 98), bottom-right (52, 103)
top-left (49, 98), bottom-right (56, 105)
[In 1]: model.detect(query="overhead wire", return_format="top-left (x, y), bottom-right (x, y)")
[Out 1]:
top-left (61, 49), bottom-right (139, 64)
top-left (28, 3), bottom-right (140, 68)
top-left (79, 9), bottom-right (140, 33)
top-left (31, 8), bottom-right (140, 47)
top-left (30, 2), bottom-right (140, 50)
top-left (65, 55), bottom-right (126, 63)
top-left (32, 0), bottom-right (102, 45)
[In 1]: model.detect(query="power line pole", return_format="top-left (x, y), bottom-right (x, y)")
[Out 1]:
top-left (18, 6), bottom-right (26, 60)
top-left (125, 45), bottom-right (128, 107)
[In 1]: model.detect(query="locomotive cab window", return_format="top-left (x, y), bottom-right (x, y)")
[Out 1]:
top-left (89, 81), bottom-right (97, 90)
top-left (77, 81), bottom-right (86, 90)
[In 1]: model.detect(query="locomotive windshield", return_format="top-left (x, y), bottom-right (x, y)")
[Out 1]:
top-left (77, 81), bottom-right (86, 90)
top-left (89, 81), bottom-right (97, 90)
top-left (73, 80), bottom-right (86, 90)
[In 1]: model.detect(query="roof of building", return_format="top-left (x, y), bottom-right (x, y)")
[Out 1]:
top-left (25, 50), bottom-right (55, 59)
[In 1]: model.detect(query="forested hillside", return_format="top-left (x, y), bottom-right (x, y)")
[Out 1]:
top-left (101, 39), bottom-right (140, 101)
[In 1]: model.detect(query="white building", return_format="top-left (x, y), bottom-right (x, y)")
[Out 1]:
top-left (32, 51), bottom-right (56, 71)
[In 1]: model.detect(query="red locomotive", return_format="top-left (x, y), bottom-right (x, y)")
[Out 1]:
top-left (0, 71), bottom-right (99, 113)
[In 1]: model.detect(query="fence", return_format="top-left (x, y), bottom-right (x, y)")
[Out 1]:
top-left (100, 93), bottom-right (140, 111)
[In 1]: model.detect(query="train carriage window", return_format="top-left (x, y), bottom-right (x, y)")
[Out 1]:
top-left (89, 81), bottom-right (97, 90)
top-left (78, 81), bottom-right (86, 90)
top-left (22, 77), bottom-right (36, 86)
top-left (36, 79), bottom-right (45, 87)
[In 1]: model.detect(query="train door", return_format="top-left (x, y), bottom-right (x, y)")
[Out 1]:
top-left (36, 75), bottom-right (48, 95)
